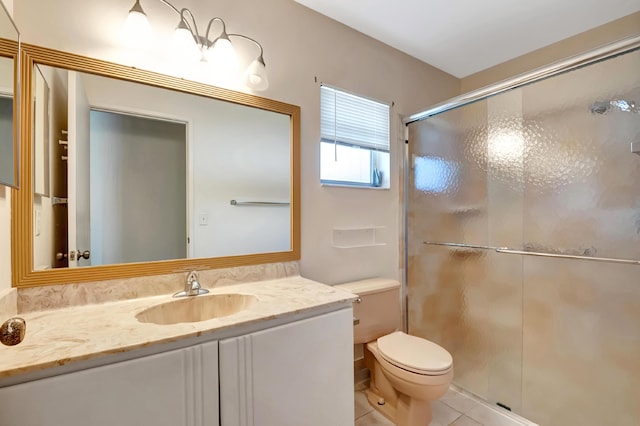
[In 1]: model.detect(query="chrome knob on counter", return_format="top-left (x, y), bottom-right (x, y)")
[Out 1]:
top-left (1, 317), bottom-right (26, 346)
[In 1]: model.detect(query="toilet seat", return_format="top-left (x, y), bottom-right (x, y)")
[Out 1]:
top-left (377, 331), bottom-right (452, 375)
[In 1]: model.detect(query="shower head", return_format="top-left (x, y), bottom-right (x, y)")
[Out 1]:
top-left (589, 101), bottom-right (610, 115)
top-left (590, 99), bottom-right (639, 115)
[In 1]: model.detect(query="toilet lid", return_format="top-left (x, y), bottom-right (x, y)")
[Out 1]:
top-left (377, 331), bottom-right (452, 375)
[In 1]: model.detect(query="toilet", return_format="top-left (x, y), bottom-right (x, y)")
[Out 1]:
top-left (336, 278), bottom-right (453, 426)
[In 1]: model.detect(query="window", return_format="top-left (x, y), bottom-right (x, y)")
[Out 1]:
top-left (320, 85), bottom-right (390, 188)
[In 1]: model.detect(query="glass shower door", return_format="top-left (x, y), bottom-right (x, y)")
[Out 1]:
top-left (407, 92), bottom-right (525, 412)
top-left (518, 47), bottom-right (640, 425)
top-left (407, 44), bottom-right (640, 426)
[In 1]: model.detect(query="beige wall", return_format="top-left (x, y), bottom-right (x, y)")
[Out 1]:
top-left (461, 12), bottom-right (640, 92)
top-left (11, 0), bottom-right (459, 286)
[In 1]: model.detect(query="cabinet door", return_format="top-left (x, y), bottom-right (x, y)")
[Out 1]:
top-left (219, 308), bottom-right (354, 426)
top-left (0, 341), bottom-right (218, 426)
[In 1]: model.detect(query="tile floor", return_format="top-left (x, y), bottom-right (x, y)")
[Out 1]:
top-left (354, 386), bottom-right (535, 426)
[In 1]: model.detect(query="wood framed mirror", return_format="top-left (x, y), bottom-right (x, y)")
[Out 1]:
top-left (12, 44), bottom-right (300, 288)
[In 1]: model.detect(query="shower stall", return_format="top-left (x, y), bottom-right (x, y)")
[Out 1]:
top-left (405, 35), bottom-right (640, 426)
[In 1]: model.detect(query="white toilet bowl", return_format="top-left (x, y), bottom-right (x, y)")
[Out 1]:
top-left (335, 279), bottom-right (454, 426)
top-left (366, 332), bottom-right (453, 425)
top-left (373, 331), bottom-right (453, 391)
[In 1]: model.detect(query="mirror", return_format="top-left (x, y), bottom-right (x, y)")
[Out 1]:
top-left (0, 2), bottom-right (19, 188)
top-left (13, 44), bottom-right (300, 287)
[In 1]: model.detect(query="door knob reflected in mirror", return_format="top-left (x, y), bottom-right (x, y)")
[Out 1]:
top-left (68, 250), bottom-right (90, 261)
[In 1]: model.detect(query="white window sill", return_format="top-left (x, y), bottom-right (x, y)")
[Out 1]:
top-left (320, 183), bottom-right (390, 190)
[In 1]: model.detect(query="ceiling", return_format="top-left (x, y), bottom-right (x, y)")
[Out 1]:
top-left (294, 0), bottom-right (640, 78)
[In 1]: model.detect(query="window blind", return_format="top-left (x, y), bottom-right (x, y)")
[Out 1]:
top-left (320, 85), bottom-right (390, 152)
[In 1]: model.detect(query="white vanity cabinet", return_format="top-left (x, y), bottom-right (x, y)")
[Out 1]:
top-left (219, 308), bottom-right (354, 426)
top-left (0, 341), bottom-right (219, 426)
top-left (0, 307), bottom-right (353, 426)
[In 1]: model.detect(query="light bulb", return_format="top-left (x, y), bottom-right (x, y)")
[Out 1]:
top-left (243, 56), bottom-right (269, 91)
top-left (122, 1), bottom-right (152, 46)
top-left (171, 23), bottom-right (201, 62)
top-left (206, 35), bottom-right (238, 70)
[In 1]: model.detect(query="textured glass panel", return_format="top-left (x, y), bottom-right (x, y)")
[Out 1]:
top-left (407, 245), bottom-right (523, 410)
top-left (518, 47), bottom-right (640, 426)
top-left (408, 244), bottom-right (490, 399)
top-left (486, 90), bottom-right (525, 249)
top-left (523, 48), bottom-right (640, 260)
top-left (484, 252), bottom-right (523, 412)
top-left (408, 100), bottom-right (489, 246)
top-left (522, 257), bottom-right (640, 426)
top-left (408, 92), bottom-right (525, 408)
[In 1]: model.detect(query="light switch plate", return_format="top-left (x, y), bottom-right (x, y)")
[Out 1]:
top-left (198, 212), bottom-right (208, 226)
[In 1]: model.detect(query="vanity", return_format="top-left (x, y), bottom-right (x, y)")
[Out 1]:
top-left (0, 274), bottom-right (356, 426)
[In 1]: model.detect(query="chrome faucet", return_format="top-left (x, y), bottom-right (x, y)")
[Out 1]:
top-left (173, 271), bottom-right (210, 298)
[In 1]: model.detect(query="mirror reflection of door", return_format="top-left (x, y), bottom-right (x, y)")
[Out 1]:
top-left (32, 64), bottom-right (63, 271)
top-left (70, 103), bottom-right (188, 267)
top-left (33, 65), bottom-right (187, 269)
top-left (67, 70), bottom-right (90, 267)
top-left (89, 110), bottom-right (187, 265)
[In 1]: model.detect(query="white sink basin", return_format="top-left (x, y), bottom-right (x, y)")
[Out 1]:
top-left (136, 293), bottom-right (257, 325)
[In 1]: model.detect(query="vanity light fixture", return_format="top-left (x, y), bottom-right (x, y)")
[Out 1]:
top-left (123, 0), bottom-right (269, 90)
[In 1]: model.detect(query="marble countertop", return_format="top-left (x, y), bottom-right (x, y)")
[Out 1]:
top-left (0, 276), bottom-right (356, 383)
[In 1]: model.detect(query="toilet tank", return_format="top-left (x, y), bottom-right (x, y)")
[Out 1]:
top-left (335, 278), bottom-right (401, 344)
